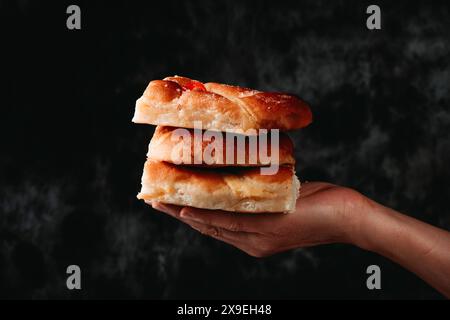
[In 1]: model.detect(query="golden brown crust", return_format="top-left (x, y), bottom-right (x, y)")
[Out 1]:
top-left (132, 76), bottom-right (312, 132)
top-left (204, 82), bottom-right (313, 130)
top-left (148, 126), bottom-right (295, 166)
top-left (137, 160), bottom-right (300, 213)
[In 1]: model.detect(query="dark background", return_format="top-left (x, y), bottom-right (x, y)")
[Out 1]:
top-left (1, 0), bottom-right (449, 299)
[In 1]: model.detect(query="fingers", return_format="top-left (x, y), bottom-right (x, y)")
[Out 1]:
top-left (149, 201), bottom-right (270, 257)
top-left (149, 201), bottom-right (274, 233)
top-left (185, 219), bottom-right (249, 242)
top-left (150, 202), bottom-right (252, 239)
top-left (150, 202), bottom-right (252, 250)
top-left (148, 201), bottom-right (183, 219)
top-left (179, 207), bottom-right (275, 233)
top-left (183, 219), bottom-right (265, 257)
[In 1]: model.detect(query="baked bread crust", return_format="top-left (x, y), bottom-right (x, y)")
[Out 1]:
top-left (148, 125), bottom-right (295, 166)
top-left (137, 160), bottom-right (300, 213)
top-left (132, 76), bottom-right (312, 132)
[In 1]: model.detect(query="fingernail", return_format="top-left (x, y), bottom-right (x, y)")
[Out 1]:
top-left (179, 210), bottom-right (192, 219)
top-left (190, 225), bottom-right (202, 233)
top-left (180, 209), bottom-right (202, 222)
top-left (151, 202), bottom-right (174, 216)
top-left (151, 202), bottom-right (161, 210)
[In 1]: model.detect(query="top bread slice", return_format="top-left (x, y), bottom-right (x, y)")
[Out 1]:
top-left (132, 76), bottom-right (312, 133)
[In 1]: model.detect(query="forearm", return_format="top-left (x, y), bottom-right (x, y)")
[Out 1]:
top-left (354, 198), bottom-right (450, 298)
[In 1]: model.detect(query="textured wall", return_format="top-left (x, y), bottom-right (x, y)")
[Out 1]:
top-left (1, 0), bottom-right (449, 299)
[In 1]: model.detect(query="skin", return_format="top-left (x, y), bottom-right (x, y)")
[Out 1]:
top-left (148, 182), bottom-right (450, 298)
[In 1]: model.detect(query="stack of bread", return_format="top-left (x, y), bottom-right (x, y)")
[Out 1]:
top-left (132, 76), bottom-right (312, 213)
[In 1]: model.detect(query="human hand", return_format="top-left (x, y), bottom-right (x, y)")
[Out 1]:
top-left (149, 182), bottom-right (367, 257)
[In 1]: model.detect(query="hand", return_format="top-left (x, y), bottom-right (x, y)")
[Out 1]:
top-left (149, 182), bottom-right (366, 257)
top-left (149, 182), bottom-right (450, 296)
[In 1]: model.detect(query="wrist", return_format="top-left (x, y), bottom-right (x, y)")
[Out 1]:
top-left (324, 187), bottom-right (373, 246)
top-left (338, 191), bottom-right (380, 249)
top-left (348, 196), bottom-right (395, 252)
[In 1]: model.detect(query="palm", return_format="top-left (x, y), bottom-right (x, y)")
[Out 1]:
top-left (279, 182), bottom-right (364, 248)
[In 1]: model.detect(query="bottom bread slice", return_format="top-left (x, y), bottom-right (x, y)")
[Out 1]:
top-left (137, 160), bottom-right (300, 213)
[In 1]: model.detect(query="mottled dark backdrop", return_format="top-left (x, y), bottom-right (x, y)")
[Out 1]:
top-left (1, 0), bottom-right (449, 299)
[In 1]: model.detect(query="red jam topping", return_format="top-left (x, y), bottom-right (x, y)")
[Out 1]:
top-left (182, 80), bottom-right (206, 91)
